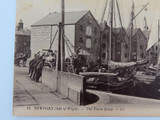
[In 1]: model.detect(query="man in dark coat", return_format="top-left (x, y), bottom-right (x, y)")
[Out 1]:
top-left (29, 58), bottom-right (36, 75)
top-left (32, 57), bottom-right (42, 81)
top-left (34, 58), bottom-right (45, 82)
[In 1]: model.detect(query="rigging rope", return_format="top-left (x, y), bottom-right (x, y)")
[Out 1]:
top-left (113, 0), bottom-right (116, 28)
top-left (63, 34), bottom-right (75, 48)
top-left (107, 0), bottom-right (111, 24)
top-left (100, 0), bottom-right (109, 24)
top-left (49, 29), bottom-right (58, 50)
top-left (115, 0), bottom-right (123, 27)
top-left (62, 33), bottom-right (74, 56)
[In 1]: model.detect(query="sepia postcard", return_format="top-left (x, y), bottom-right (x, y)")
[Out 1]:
top-left (13, 0), bottom-right (160, 116)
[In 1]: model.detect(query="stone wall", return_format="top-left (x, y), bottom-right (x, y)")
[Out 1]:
top-left (42, 67), bottom-right (58, 91)
top-left (42, 67), bottom-right (86, 105)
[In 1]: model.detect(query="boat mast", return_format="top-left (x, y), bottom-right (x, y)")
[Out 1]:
top-left (109, 0), bottom-right (114, 61)
top-left (100, 0), bottom-right (108, 24)
top-left (115, 0), bottom-right (123, 27)
top-left (158, 20), bottom-right (160, 66)
top-left (61, 0), bottom-right (65, 71)
top-left (99, 0), bottom-right (108, 66)
top-left (129, 0), bottom-right (134, 62)
top-left (57, 0), bottom-right (65, 71)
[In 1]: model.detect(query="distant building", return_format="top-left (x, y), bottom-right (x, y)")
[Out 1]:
top-left (126, 28), bottom-right (148, 61)
top-left (147, 41), bottom-right (159, 65)
top-left (143, 30), bottom-right (151, 41)
top-left (100, 22), bottom-right (110, 64)
top-left (113, 27), bottom-right (129, 62)
top-left (101, 26), bottom-right (147, 64)
top-left (15, 20), bottom-right (31, 58)
top-left (31, 11), bottom-right (100, 62)
top-left (100, 26), bottom-right (129, 64)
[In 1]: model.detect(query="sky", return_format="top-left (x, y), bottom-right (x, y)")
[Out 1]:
top-left (16, 0), bottom-right (160, 49)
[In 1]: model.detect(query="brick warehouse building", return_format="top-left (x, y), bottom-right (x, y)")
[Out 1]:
top-left (125, 28), bottom-right (148, 62)
top-left (147, 41), bottom-right (159, 65)
top-left (15, 20), bottom-right (31, 58)
top-left (101, 26), bottom-right (147, 64)
top-left (100, 23), bottom-right (115, 64)
top-left (31, 11), bottom-right (100, 63)
top-left (101, 26), bottom-right (129, 63)
top-left (113, 27), bottom-right (129, 62)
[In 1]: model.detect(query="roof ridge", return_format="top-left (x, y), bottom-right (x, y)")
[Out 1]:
top-left (50, 10), bottom-right (89, 14)
top-left (32, 10), bottom-right (90, 26)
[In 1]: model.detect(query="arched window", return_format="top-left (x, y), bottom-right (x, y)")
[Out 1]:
top-left (125, 53), bottom-right (128, 58)
top-left (86, 38), bottom-right (91, 48)
top-left (102, 53), bottom-right (106, 59)
top-left (125, 44), bottom-right (128, 49)
top-left (102, 34), bottom-right (106, 39)
top-left (86, 26), bottom-right (92, 36)
top-left (94, 27), bottom-right (97, 35)
top-left (79, 25), bottom-right (83, 32)
top-left (94, 39), bottom-right (97, 44)
top-left (140, 53), bottom-right (144, 58)
top-left (79, 37), bottom-right (83, 43)
top-left (102, 43), bottom-right (106, 49)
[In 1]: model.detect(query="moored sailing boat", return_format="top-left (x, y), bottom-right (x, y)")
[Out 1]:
top-left (81, 0), bottom-right (151, 93)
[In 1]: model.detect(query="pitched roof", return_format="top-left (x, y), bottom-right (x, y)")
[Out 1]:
top-left (99, 22), bottom-right (110, 31)
top-left (143, 30), bottom-right (151, 40)
top-left (147, 41), bottom-right (158, 51)
top-left (125, 28), bottom-right (140, 37)
top-left (113, 27), bottom-right (123, 35)
top-left (32, 11), bottom-right (89, 26)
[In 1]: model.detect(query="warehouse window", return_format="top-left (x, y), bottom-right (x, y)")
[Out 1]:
top-left (79, 37), bottom-right (83, 43)
top-left (125, 53), bottom-right (128, 58)
top-left (102, 34), bottom-right (106, 39)
top-left (86, 38), bottom-right (91, 48)
top-left (102, 43), bottom-right (106, 49)
top-left (86, 26), bottom-right (92, 36)
top-left (102, 53), bottom-right (106, 59)
top-left (125, 44), bottom-right (128, 49)
top-left (140, 53), bottom-right (144, 58)
top-left (79, 25), bottom-right (83, 32)
top-left (94, 39), bottom-right (97, 44)
top-left (94, 27), bottom-right (97, 35)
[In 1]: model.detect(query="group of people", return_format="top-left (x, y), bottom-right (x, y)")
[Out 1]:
top-left (28, 55), bottom-right (45, 82)
top-left (28, 50), bottom-right (56, 82)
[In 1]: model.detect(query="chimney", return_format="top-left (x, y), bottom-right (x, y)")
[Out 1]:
top-left (104, 20), bottom-right (108, 28)
top-left (18, 19), bottom-right (23, 31)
